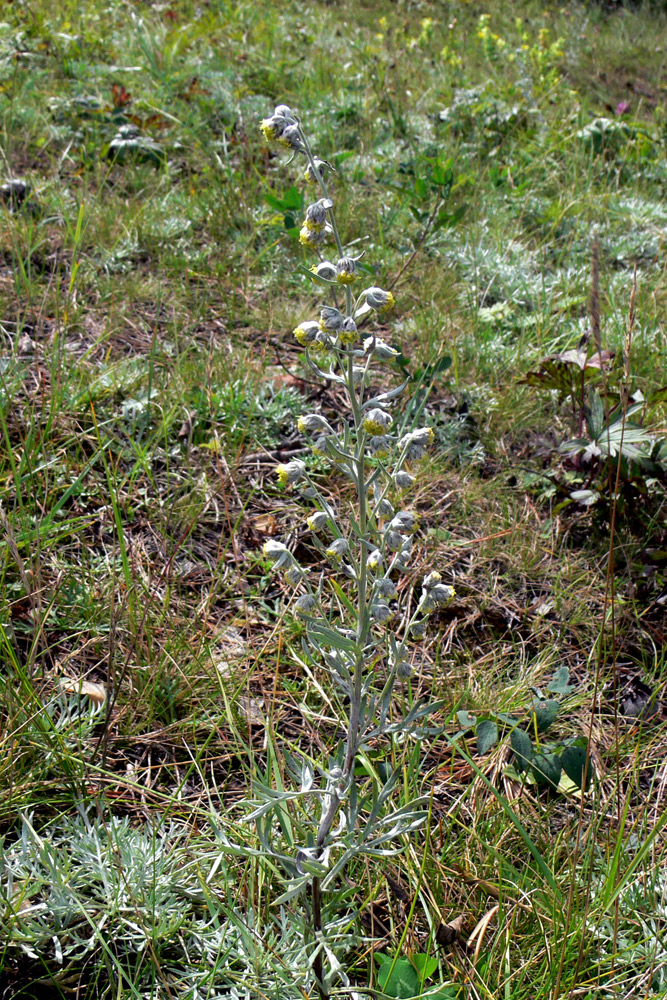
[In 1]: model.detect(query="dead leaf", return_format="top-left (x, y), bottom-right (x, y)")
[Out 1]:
top-left (436, 912), bottom-right (469, 946)
top-left (58, 678), bottom-right (107, 704)
top-left (238, 694), bottom-right (265, 726)
top-left (250, 513), bottom-right (277, 535)
top-left (212, 628), bottom-right (247, 676)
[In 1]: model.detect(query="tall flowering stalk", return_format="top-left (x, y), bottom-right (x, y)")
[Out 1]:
top-left (252, 105), bottom-right (454, 998)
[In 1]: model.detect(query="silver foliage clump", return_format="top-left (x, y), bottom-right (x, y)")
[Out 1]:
top-left (253, 104), bottom-right (456, 995)
top-left (0, 811), bottom-right (321, 998)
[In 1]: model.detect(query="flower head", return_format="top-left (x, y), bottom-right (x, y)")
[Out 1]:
top-left (419, 578), bottom-right (455, 613)
top-left (376, 576), bottom-right (397, 599)
top-left (298, 413), bottom-right (333, 435)
top-left (278, 124), bottom-right (305, 151)
top-left (351, 366), bottom-right (369, 387)
top-left (384, 529), bottom-right (403, 552)
top-left (336, 257), bottom-right (358, 284)
top-left (304, 157), bottom-right (333, 184)
top-left (389, 511), bottom-right (416, 534)
top-left (299, 225), bottom-right (328, 249)
top-left (338, 317), bottom-right (358, 345)
top-left (410, 619), bottom-right (428, 640)
top-left (259, 106), bottom-right (294, 142)
top-left (293, 320), bottom-right (321, 349)
top-left (294, 594), bottom-right (318, 617)
top-left (319, 306), bottom-right (345, 333)
top-left (364, 336), bottom-right (400, 360)
top-left (398, 426), bottom-right (434, 462)
top-left (363, 408), bottom-right (392, 436)
top-left (276, 460), bottom-right (306, 486)
top-left (393, 470), bottom-right (415, 490)
top-left (367, 549), bottom-right (384, 572)
top-left (367, 435), bottom-right (392, 459)
top-left (364, 286), bottom-right (395, 313)
top-left (370, 602), bottom-right (394, 623)
top-left (304, 199), bottom-right (332, 232)
top-left (306, 511), bottom-right (330, 533)
top-left (310, 260), bottom-right (337, 282)
top-left (263, 539), bottom-right (292, 568)
top-left (284, 564), bottom-right (305, 587)
top-left (326, 538), bottom-right (349, 564)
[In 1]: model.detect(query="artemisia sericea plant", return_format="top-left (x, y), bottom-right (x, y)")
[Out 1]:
top-left (223, 105), bottom-right (455, 1000)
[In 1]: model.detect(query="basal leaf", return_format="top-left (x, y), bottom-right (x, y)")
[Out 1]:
top-left (530, 752), bottom-right (562, 791)
top-left (532, 698), bottom-right (559, 732)
top-left (476, 719), bottom-right (498, 755)
top-left (561, 744), bottom-right (592, 791)
top-left (547, 666), bottom-right (575, 696)
top-left (510, 728), bottom-right (533, 772)
top-left (376, 956), bottom-right (420, 998)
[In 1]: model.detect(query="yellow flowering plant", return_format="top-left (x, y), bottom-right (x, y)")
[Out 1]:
top-left (249, 104), bottom-right (455, 999)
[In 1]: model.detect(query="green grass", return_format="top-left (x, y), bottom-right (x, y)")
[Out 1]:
top-left (1, 0), bottom-right (667, 997)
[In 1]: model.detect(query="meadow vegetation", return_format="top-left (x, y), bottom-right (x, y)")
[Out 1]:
top-left (1, 1), bottom-right (666, 997)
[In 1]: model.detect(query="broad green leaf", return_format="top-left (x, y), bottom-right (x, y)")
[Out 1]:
top-left (476, 719), bottom-right (498, 755)
top-left (376, 956), bottom-right (420, 998)
top-left (456, 710), bottom-right (477, 729)
top-left (561, 744), bottom-right (592, 791)
top-left (264, 186), bottom-right (303, 212)
top-left (510, 729), bottom-right (533, 772)
top-left (547, 666), bottom-right (575, 695)
top-left (412, 953), bottom-right (438, 979)
top-left (531, 752), bottom-right (562, 791)
top-left (532, 698), bottom-right (559, 732)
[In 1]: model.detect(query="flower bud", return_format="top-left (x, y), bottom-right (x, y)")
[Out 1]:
top-left (410, 619), bottom-right (428, 639)
top-left (310, 260), bottom-right (337, 282)
top-left (367, 435), bottom-right (392, 459)
top-left (363, 408), bottom-right (393, 436)
top-left (298, 485), bottom-right (318, 500)
top-left (276, 460), bottom-right (306, 486)
top-left (370, 602), bottom-right (393, 623)
top-left (325, 538), bottom-right (349, 563)
top-left (284, 564), bottom-right (305, 587)
top-left (298, 414), bottom-right (333, 435)
top-left (398, 426), bottom-right (434, 462)
top-left (319, 306), bottom-right (344, 333)
top-left (394, 537), bottom-right (413, 568)
top-left (273, 104), bottom-right (294, 119)
top-left (351, 366), bottom-right (369, 386)
top-left (384, 529), bottom-right (403, 551)
top-left (376, 498), bottom-right (395, 518)
top-left (263, 539), bottom-right (291, 567)
top-left (341, 562), bottom-right (357, 580)
top-left (306, 511), bottom-right (329, 532)
top-left (304, 157), bottom-right (332, 184)
top-left (295, 594), bottom-right (318, 617)
top-left (389, 511), bottom-right (416, 534)
top-left (429, 583), bottom-right (456, 605)
top-left (422, 571), bottom-right (442, 590)
top-left (336, 257), bottom-right (358, 284)
top-left (364, 337), bottom-right (400, 360)
top-left (364, 286), bottom-right (395, 312)
top-left (367, 549), bottom-right (383, 572)
top-left (338, 317), bottom-right (358, 345)
top-left (393, 471), bottom-right (415, 490)
top-left (376, 577), bottom-right (397, 599)
top-left (278, 124), bottom-right (305, 151)
top-left (397, 658), bottom-right (413, 679)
